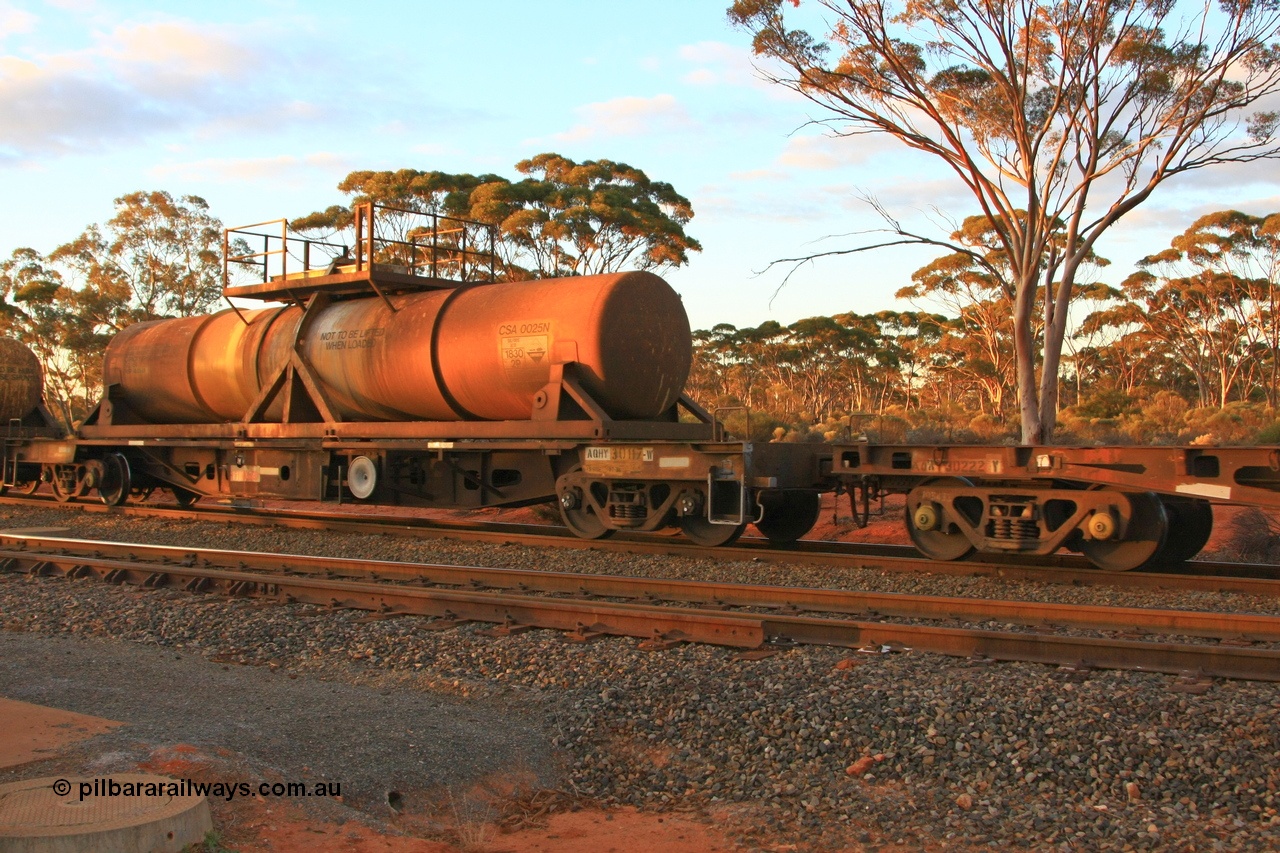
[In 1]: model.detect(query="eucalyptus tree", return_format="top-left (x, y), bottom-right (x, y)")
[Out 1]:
top-left (730, 0), bottom-right (1280, 442)
top-left (294, 154), bottom-right (700, 280)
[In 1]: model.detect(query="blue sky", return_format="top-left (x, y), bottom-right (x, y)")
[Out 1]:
top-left (3, 0), bottom-right (1280, 331)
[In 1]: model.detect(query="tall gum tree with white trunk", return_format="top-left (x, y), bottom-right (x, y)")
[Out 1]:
top-left (729, 0), bottom-right (1280, 442)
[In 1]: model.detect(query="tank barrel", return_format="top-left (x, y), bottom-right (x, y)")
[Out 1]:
top-left (101, 272), bottom-right (692, 424)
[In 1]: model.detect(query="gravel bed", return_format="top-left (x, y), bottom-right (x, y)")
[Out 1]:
top-left (1, 504), bottom-right (1279, 851)
top-left (4, 504), bottom-right (1279, 617)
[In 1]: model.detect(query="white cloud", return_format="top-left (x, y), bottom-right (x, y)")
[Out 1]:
top-left (677, 41), bottom-right (758, 88)
top-left (0, 3), bottom-right (36, 40)
top-left (728, 168), bottom-right (790, 182)
top-left (150, 152), bottom-right (353, 186)
top-left (550, 93), bottom-right (694, 143)
top-left (777, 133), bottom-right (902, 170)
top-left (0, 18), bottom-right (319, 162)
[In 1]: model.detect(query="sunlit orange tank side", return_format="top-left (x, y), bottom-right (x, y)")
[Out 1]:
top-left (0, 337), bottom-right (44, 421)
top-left (101, 271), bottom-right (692, 424)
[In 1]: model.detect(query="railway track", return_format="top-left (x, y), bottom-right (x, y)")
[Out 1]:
top-left (2, 532), bottom-right (1277, 682)
top-left (3, 494), bottom-right (1279, 598)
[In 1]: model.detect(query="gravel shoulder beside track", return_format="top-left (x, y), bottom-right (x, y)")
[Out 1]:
top-left (2, 505), bottom-right (1279, 851)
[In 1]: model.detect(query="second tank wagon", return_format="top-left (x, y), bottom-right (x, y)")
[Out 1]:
top-left (59, 204), bottom-right (828, 545)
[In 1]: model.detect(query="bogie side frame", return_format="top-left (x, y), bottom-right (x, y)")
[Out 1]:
top-left (829, 442), bottom-right (1280, 570)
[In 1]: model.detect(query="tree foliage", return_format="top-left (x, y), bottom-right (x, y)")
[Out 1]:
top-left (730, 0), bottom-right (1280, 442)
top-left (292, 153), bottom-right (701, 280)
top-left (0, 192), bottom-right (227, 425)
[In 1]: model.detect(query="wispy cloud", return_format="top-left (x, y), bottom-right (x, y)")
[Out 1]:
top-left (150, 152), bottom-right (353, 186)
top-left (549, 93), bottom-right (695, 143)
top-left (0, 3), bottom-right (36, 41)
top-left (777, 133), bottom-right (902, 170)
top-left (0, 18), bottom-right (322, 163)
top-left (678, 41), bottom-right (758, 88)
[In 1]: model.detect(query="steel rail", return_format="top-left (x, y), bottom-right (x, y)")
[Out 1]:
top-left (4, 534), bottom-right (1279, 643)
top-left (3, 496), bottom-right (1279, 597)
top-left (2, 541), bottom-right (1278, 681)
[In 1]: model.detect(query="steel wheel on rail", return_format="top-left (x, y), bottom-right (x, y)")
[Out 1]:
top-left (172, 487), bottom-right (202, 508)
top-left (1152, 497), bottom-right (1212, 565)
top-left (15, 479), bottom-right (41, 496)
top-left (1078, 491), bottom-right (1168, 571)
top-left (556, 466), bottom-right (613, 540)
top-left (904, 477), bottom-right (975, 561)
top-left (98, 454), bottom-right (131, 507)
top-left (754, 489), bottom-right (822, 545)
top-left (679, 514), bottom-right (747, 547)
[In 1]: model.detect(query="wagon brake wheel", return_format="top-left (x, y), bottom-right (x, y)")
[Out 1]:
top-left (755, 489), bottom-right (822, 544)
top-left (679, 514), bottom-right (747, 547)
top-left (905, 477), bottom-right (975, 561)
top-left (556, 467), bottom-right (613, 541)
top-left (1078, 491), bottom-right (1167, 572)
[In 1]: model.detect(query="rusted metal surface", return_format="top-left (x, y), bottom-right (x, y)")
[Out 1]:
top-left (5, 533), bottom-right (1279, 642)
top-left (834, 442), bottom-right (1280, 510)
top-left (0, 338), bottom-right (44, 423)
top-left (100, 271), bottom-right (691, 425)
top-left (2, 541), bottom-right (1277, 680)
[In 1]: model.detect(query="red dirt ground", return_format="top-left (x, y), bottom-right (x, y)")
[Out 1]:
top-left (0, 699), bottom-right (741, 853)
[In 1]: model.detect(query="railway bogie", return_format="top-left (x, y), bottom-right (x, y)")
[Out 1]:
top-left (827, 441), bottom-right (1280, 570)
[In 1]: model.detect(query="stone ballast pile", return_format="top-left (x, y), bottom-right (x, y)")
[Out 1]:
top-left (0, 506), bottom-right (1277, 851)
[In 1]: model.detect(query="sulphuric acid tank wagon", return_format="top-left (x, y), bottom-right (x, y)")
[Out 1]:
top-left (41, 204), bottom-right (828, 547)
top-left (101, 271), bottom-right (692, 425)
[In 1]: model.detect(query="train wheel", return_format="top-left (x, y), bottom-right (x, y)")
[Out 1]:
top-left (98, 454), bottom-right (131, 507)
top-left (1153, 497), bottom-right (1212, 565)
top-left (557, 467), bottom-right (613, 540)
top-left (173, 487), bottom-right (202, 508)
top-left (679, 515), bottom-right (746, 547)
top-left (755, 489), bottom-right (821, 544)
top-left (16, 479), bottom-right (41, 496)
top-left (905, 478), bottom-right (975, 561)
top-left (1078, 491), bottom-right (1167, 571)
top-left (130, 486), bottom-right (155, 503)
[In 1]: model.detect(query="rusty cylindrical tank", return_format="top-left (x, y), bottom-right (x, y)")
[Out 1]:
top-left (101, 271), bottom-right (692, 423)
top-left (0, 338), bottom-right (43, 422)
